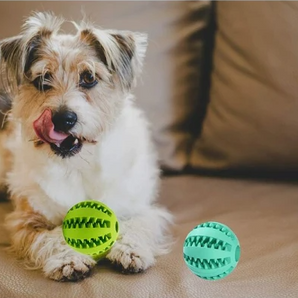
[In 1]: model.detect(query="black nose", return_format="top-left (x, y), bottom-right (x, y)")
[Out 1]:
top-left (52, 110), bottom-right (77, 133)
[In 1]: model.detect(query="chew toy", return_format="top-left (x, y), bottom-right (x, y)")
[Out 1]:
top-left (62, 200), bottom-right (119, 260)
top-left (183, 221), bottom-right (240, 280)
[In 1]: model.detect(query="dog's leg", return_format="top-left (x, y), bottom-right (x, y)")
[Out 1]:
top-left (106, 206), bottom-right (172, 273)
top-left (5, 198), bottom-right (96, 281)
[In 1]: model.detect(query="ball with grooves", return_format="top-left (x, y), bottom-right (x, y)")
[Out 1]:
top-left (62, 200), bottom-right (119, 259)
top-left (183, 222), bottom-right (240, 280)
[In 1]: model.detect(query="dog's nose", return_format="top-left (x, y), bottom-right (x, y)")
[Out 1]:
top-left (52, 110), bottom-right (77, 132)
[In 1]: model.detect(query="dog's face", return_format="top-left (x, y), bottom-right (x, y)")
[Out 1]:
top-left (0, 12), bottom-right (147, 158)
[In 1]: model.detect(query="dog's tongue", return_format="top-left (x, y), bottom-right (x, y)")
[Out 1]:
top-left (33, 109), bottom-right (69, 146)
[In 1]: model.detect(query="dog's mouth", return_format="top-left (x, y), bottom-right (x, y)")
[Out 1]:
top-left (49, 135), bottom-right (82, 158)
top-left (33, 109), bottom-right (82, 158)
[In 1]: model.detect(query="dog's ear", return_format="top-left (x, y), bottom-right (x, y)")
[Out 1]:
top-left (79, 27), bottom-right (148, 90)
top-left (0, 35), bottom-right (23, 89)
top-left (0, 12), bottom-right (63, 90)
top-left (0, 36), bottom-right (21, 107)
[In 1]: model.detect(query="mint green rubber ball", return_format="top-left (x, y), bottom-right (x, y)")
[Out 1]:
top-left (183, 222), bottom-right (240, 280)
top-left (62, 201), bottom-right (119, 260)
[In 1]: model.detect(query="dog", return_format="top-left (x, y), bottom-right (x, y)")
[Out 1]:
top-left (0, 12), bottom-right (172, 281)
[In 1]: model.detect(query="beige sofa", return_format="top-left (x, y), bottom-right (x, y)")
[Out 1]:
top-left (1, 2), bottom-right (298, 298)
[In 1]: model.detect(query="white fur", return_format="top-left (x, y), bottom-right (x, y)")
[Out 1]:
top-left (1, 12), bottom-right (172, 281)
top-left (7, 98), bottom-right (161, 222)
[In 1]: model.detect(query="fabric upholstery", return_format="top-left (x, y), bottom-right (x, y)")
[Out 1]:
top-left (191, 2), bottom-right (298, 171)
top-left (0, 1), bottom-right (212, 171)
top-left (1, 175), bottom-right (298, 298)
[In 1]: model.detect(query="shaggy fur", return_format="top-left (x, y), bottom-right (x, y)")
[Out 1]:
top-left (0, 12), bottom-right (172, 281)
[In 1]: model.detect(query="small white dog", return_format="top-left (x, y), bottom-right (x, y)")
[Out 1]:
top-left (0, 12), bottom-right (172, 281)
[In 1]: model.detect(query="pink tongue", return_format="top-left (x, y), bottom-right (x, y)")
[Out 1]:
top-left (33, 109), bottom-right (69, 145)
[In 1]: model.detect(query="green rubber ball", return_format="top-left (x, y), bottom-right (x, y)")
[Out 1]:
top-left (183, 222), bottom-right (240, 280)
top-left (62, 200), bottom-right (119, 260)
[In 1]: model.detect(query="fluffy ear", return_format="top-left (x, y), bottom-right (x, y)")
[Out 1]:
top-left (0, 35), bottom-right (23, 89)
top-left (0, 12), bottom-right (63, 90)
top-left (79, 26), bottom-right (148, 90)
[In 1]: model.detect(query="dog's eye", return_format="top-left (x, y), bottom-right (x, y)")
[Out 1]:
top-left (33, 73), bottom-right (52, 91)
top-left (79, 71), bottom-right (98, 89)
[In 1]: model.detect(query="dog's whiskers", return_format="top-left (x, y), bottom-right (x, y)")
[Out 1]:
top-left (0, 109), bottom-right (12, 129)
top-left (83, 147), bottom-right (94, 156)
top-left (78, 153), bottom-right (91, 165)
top-left (28, 138), bottom-right (44, 147)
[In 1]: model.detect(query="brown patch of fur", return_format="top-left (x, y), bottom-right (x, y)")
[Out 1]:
top-left (34, 140), bottom-right (44, 147)
top-left (5, 196), bottom-right (55, 259)
top-left (68, 52), bottom-right (91, 73)
top-left (80, 29), bottom-right (108, 67)
top-left (112, 34), bottom-right (135, 61)
top-left (84, 93), bottom-right (92, 103)
top-left (24, 36), bottom-right (42, 75)
top-left (80, 29), bottom-right (91, 40)
top-left (41, 50), bottom-right (59, 71)
top-left (1, 38), bottom-right (22, 62)
top-left (25, 38), bottom-right (59, 80)
top-left (39, 29), bottom-right (52, 38)
top-left (0, 120), bottom-right (13, 190)
top-left (12, 196), bottom-right (55, 230)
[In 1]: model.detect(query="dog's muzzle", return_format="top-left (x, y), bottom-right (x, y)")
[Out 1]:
top-left (33, 108), bottom-right (82, 158)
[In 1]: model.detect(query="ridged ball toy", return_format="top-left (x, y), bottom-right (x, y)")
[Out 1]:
top-left (62, 201), bottom-right (119, 260)
top-left (183, 222), bottom-right (240, 280)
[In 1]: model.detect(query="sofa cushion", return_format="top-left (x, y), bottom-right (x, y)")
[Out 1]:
top-left (0, 1), bottom-right (212, 172)
top-left (190, 2), bottom-right (298, 172)
top-left (1, 175), bottom-right (298, 298)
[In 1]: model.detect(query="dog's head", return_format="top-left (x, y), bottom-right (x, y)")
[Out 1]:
top-left (0, 12), bottom-right (147, 158)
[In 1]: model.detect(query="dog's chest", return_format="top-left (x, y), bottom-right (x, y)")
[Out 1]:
top-left (38, 162), bottom-right (104, 212)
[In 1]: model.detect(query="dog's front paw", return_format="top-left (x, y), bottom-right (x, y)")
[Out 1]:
top-left (44, 253), bottom-right (96, 282)
top-left (106, 241), bottom-right (155, 273)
